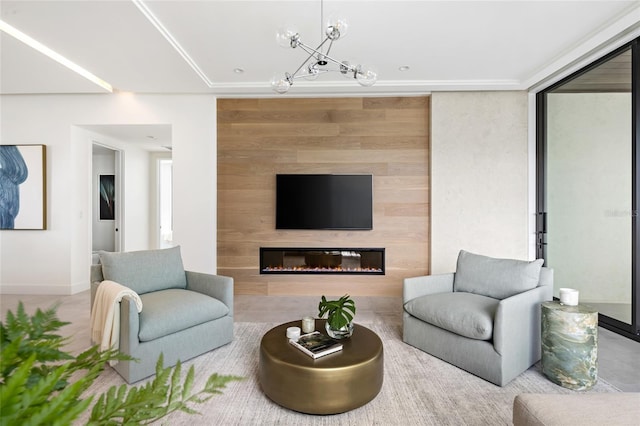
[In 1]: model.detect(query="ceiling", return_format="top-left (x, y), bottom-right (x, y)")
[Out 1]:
top-left (2, 0), bottom-right (640, 98)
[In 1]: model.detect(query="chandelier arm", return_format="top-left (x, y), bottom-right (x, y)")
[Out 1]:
top-left (286, 38), bottom-right (359, 82)
top-left (296, 38), bottom-right (355, 71)
top-left (296, 43), bottom-right (322, 59)
top-left (323, 53), bottom-right (353, 70)
top-left (290, 69), bottom-right (331, 81)
top-left (289, 45), bottom-right (321, 79)
top-left (296, 38), bottom-right (331, 59)
top-left (310, 48), bottom-right (355, 72)
top-left (324, 39), bottom-right (334, 58)
top-left (289, 38), bottom-right (333, 79)
top-left (287, 37), bottom-right (333, 79)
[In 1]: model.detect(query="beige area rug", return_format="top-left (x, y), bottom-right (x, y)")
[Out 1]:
top-left (78, 322), bottom-right (619, 425)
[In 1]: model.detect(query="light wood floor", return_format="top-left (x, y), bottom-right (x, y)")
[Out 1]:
top-left (1, 292), bottom-right (638, 391)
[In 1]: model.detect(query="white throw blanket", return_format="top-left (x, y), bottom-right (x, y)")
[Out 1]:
top-left (90, 280), bottom-right (143, 364)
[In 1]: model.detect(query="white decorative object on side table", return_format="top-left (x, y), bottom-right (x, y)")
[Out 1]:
top-left (559, 288), bottom-right (579, 306)
top-left (286, 326), bottom-right (301, 340)
top-left (301, 316), bottom-right (315, 333)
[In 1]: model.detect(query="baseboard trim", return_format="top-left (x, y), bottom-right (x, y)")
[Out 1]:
top-left (0, 281), bottom-right (90, 295)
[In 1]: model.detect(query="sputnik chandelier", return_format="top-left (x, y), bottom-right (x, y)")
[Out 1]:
top-left (270, 0), bottom-right (377, 94)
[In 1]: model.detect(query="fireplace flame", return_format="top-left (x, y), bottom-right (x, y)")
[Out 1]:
top-left (260, 247), bottom-right (384, 275)
top-left (262, 265), bottom-right (383, 273)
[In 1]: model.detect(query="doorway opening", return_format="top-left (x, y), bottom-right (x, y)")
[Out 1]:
top-left (92, 143), bottom-right (123, 253)
top-left (537, 41), bottom-right (639, 341)
top-left (86, 123), bottom-right (172, 260)
top-left (158, 158), bottom-right (173, 248)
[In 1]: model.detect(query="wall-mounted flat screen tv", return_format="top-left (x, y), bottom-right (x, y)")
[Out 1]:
top-left (276, 174), bottom-right (373, 230)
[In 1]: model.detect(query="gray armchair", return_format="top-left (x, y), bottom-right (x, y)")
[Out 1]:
top-left (403, 250), bottom-right (553, 386)
top-left (90, 246), bottom-right (233, 383)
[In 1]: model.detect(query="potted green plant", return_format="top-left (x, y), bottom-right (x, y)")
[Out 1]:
top-left (318, 294), bottom-right (356, 339)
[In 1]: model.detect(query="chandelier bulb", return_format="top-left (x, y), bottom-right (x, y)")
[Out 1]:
top-left (270, 74), bottom-right (292, 94)
top-left (355, 64), bottom-right (378, 87)
top-left (304, 63), bottom-right (321, 81)
top-left (276, 26), bottom-right (299, 49)
top-left (326, 25), bottom-right (340, 41)
top-left (325, 14), bottom-right (349, 40)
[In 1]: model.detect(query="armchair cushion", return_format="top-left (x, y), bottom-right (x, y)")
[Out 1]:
top-left (99, 246), bottom-right (187, 295)
top-left (404, 292), bottom-right (499, 340)
top-left (138, 289), bottom-right (230, 342)
top-left (453, 250), bottom-right (543, 300)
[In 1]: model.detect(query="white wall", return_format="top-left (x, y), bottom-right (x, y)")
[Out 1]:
top-left (2, 91), bottom-right (531, 294)
top-left (430, 91), bottom-right (530, 273)
top-left (0, 94), bottom-right (217, 294)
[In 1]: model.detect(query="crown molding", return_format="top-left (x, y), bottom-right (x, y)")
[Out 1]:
top-left (525, 2), bottom-right (640, 93)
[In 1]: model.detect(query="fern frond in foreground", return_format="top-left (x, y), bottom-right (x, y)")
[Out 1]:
top-left (0, 302), bottom-right (242, 426)
top-left (87, 355), bottom-right (242, 425)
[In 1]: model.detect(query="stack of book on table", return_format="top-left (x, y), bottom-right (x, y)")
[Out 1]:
top-left (290, 331), bottom-right (343, 359)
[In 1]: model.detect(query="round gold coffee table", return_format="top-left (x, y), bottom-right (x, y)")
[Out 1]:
top-left (259, 319), bottom-right (384, 414)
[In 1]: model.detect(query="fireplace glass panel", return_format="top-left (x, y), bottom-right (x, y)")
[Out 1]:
top-left (260, 248), bottom-right (385, 274)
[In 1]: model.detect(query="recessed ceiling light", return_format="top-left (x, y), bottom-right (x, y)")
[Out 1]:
top-left (0, 19), bottom-right (113, 92)
top-left (399, 66), bottom-right (410, 72)
top-left (233, 68), bottom-right (245, 74)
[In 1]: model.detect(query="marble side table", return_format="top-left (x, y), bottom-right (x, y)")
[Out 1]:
top-left (541, 301), bottom-right (598, 390)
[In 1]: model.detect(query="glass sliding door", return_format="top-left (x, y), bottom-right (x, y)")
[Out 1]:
top-left (538, 42), bottom-right (639, 341)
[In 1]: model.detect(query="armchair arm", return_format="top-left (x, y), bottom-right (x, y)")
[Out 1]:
top-left (118, 296), bottom-right (140, 358)
top-left (403, 273), bottom-right (454, 303)
top-left (90, 281), bottom-right (100, 312)
top-left (90, 280), bottom-right (139, 352)
top-left (493, 284), bottom-right (553, 357)
top-left (185, 271), bottom-right (234, 317)
top-left (89, 264), bottom-right (104, 312)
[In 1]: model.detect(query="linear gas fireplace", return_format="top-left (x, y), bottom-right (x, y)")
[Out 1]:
top-left (260, 247), bottom-right (385, 275)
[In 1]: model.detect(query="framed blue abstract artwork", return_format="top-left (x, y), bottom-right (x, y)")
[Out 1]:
top-left (0, 144), bottom-right (47, 230)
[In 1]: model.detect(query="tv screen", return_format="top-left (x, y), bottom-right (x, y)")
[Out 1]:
top-left (276, 174), bottom-right (373, 230)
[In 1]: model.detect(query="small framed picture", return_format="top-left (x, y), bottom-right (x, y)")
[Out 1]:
top-left (99, 174), bottom-right (115, 221)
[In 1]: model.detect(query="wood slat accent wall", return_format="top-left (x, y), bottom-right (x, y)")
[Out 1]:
top-left (217, 97), bottom-right (430, 296)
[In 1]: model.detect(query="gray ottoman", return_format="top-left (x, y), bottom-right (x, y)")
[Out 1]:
top-left (513, 393), bottom-right (640, 426)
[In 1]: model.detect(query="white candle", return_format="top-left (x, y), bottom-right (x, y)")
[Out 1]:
top-left (301, 316), bottom-right (315, 333)
top-left (286, 326), bottom-right (301, 340)
top-left (559, 288), bottom-right (579, 306)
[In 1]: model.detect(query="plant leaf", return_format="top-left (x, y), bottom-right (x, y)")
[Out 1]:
top-left (2, 303), bottom-right (243, 426)
top-left (319, 294), bottom-right (356, 330)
